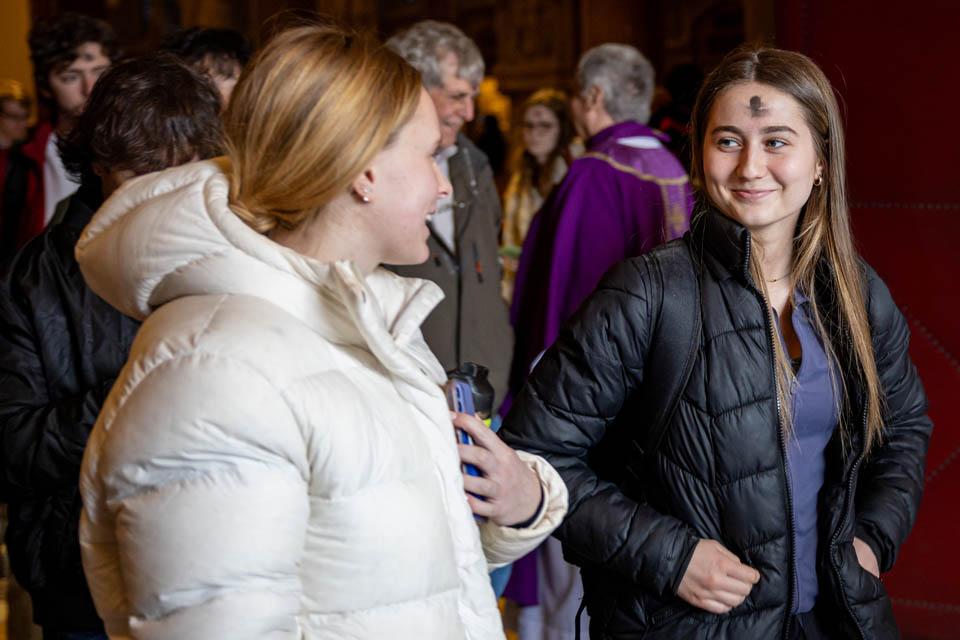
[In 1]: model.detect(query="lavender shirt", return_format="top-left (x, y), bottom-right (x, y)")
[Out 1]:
top-left (778, 291), bottom-right (839, 614)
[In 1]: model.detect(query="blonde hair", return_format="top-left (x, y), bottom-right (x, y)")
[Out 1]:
top-left (690, 46), bottom-right (884, 454)
top-left (223, 24), bottom-right (422, 233)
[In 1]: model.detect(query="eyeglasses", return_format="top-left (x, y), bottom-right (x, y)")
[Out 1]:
top-left (522, 121), bottom-right (557, 132)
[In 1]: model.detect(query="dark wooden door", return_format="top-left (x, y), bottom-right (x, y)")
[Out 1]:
top-left (777, 4), bottom-right (960, 638)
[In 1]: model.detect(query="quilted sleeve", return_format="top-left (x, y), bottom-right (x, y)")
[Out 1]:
top-left (854, 267), bottom-right (933, 573)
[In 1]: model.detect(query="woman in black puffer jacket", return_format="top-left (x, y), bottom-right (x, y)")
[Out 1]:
top-left (500, 46), bottom-right (931, 640)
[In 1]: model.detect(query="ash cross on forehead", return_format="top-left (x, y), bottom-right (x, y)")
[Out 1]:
top-left (749, 95), bottom-right (767, 117)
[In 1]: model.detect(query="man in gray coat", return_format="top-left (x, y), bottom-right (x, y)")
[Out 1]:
top-left (387, 21), bottom-right (513, 406)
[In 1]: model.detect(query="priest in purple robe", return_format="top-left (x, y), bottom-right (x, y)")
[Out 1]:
top-left (503, 43), bottom-right (694, 640)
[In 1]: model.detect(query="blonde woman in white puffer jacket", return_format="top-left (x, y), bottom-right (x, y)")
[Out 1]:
top-left (75, 26), bottom-right (566, 640)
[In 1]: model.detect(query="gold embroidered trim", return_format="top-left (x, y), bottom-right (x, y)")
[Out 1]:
top-left (582, 151), bottom-right (690, 186)
top-left (660, 182), bottom-right (689, 239)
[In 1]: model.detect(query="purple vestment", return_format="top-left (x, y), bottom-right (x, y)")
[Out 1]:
top-left (503, 120), bottom-right (693, 608)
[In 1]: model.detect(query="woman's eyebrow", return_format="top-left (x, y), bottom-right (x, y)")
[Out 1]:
top-left (761, 125), bottom-right (798, 135)
top-left (711, 125), bottom-right (743, 136)
top-left (709, 125), bottom-right (798, 135)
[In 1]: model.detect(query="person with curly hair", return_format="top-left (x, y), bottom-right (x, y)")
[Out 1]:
top-left (162, 26), bottom-right (251, 108)
top-left (9, 13), bottom-right (118, 255)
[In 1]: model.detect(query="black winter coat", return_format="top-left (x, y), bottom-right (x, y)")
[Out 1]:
top-left (0, 180), bottom-right (139, 630)
top-left (501, 211), bottom-right (932, 639)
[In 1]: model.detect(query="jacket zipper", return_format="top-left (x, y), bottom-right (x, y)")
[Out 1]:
top-left (784, 441), bottom-right (802, 616)
top-left (758, 293), bottom-right (798, 640)
top-left (828, 392), bottom-right (868, 639)
top-left (744, 240), bottom-right (797, 640)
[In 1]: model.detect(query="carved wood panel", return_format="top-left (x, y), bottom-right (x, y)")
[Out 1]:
top-left (493, 0), bottom-right (576, 94)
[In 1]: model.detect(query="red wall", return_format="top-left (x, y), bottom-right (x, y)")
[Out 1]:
top-left (777, 3), bottom-right (960, 638)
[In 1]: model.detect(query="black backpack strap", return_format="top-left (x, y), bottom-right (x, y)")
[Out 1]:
top-left (583, 236), bottom-right (702, 501)
top-left (567, 237), bottom-right (702, 585)
top-left (634, 235), bottom-right (701, 460)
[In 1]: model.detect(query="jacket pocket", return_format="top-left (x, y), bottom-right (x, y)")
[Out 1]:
top-left (635, 591), bottom-right (688, 631)
top-left (648, 602), bottom-right (686, 628)
top-left (839, 540), bottom-right (887, 603)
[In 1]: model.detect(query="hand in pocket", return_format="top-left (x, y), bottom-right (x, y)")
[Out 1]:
top-left (853, 537), bottom-right (879, 578)
top-left (677, 540), bottom-right (760, 614)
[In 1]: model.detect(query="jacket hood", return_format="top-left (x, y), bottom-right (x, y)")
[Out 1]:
top-left (76, 158), bottom-right (446, 372)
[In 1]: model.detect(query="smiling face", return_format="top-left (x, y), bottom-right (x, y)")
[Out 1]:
top-left (426, 53), bottom-right (476, 149)
top-left (366, 89), bottom-right (452, 265)
top-left (702, 81), bottom-right (822, 237)
top-left (47, 42), bottom-right (111, 120)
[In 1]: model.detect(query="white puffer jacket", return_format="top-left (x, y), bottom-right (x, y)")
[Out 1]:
top-left (75, 159), bottom-right (567, 640)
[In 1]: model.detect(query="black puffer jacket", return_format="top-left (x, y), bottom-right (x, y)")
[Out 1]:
top-left (501, 211), bottom-right (931, 639)
top-left (0, 180), bottom-right (139, 631)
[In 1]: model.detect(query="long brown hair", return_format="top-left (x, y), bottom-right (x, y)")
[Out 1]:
top-left (223, 24), bottom-right (422, 233)
top-left (689, 46), bottom-right (884, 453)
top-left (511, 89), bottom-right (575, 198)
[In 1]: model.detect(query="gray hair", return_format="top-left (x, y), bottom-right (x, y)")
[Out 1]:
top-left (386, 20), bottom-right (484, 90)
top-left (577, 43), bottom-right (654, 124)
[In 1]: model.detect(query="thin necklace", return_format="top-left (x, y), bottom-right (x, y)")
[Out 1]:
top-left (766, 271), bottom-right (791, 283)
